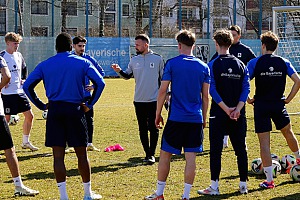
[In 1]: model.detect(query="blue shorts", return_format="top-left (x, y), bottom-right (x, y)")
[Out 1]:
top-left (45, 101), bottom-right (88, 147)
top-left (254, 100), bottom-right (290, 133)
top-left (0, 115), bottom-right (13, 150)
top-left (161, 120), bottom-right (203, 155)
top-left (1, 93), bottom-right (31, 115)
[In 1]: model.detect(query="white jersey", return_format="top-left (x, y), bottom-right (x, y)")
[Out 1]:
top-left (1, 51), bottom-right (26, 94)
top-left (0, 57), bottom-right (8, 116)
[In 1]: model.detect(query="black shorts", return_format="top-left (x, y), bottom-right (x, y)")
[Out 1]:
top-left (2, 93), bottom-right (31, 115)
top-left (0, 115), bottom-right (14, 150)
top-left (254, 100), bottom-right (290, 133)
top-left (45, 101), bottom-right (88, 147)
top-left (161, 120), bottom-right (203, 155)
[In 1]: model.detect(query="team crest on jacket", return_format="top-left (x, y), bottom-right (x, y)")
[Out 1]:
top-left (228, 68), bottom-right (232, 73)
top-left (237, 53), bottom-right (242, 57)
top-left (150, 63), bottom-right (154, 68)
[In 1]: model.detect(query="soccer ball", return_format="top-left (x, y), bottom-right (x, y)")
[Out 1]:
top-left (9, 115), bottom-right (20, 125)
top-left (272, 160), bottom-right (281, 177)
top-left (280, 155), bottom-right (296, 170)
top-left (251, 158), bottom-right (263, 175)
top-left (290, 165), bottom-right (300, 182)
top-left (271, 153), bottom-right (280, 163)
top-left (42, 110), bottom-right (48, 119)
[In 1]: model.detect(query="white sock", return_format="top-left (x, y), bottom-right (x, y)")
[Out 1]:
top-left (210, 180), bottom-right (219, 190)
top-left (263, 166), bottom-right (273, 182)
top-left (23, 135), bottom-right (29, 144)
top-left (83, 181), bottom-right (92, 196)
top-left (223, 135), bottom-right (229, 145)
top-left (182, 183), bottom-right (192, 199)
top-left (87, 143), bottom-right (92, 147)
top-left (57, 181), bottom-right (68, 200)
top-left (13, 176), bottom-right (24, 187)
top-left (293, 150), bottom-right (300, 158)
top-left (239, 181), bottom-right (247, 188)
top-left (156, 180), bottom-right (166, 196)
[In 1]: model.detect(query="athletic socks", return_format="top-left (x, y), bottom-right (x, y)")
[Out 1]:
top-left (223, 135), bottom-right (229, 145)
top-left (22, 134), bottom-right (29, 144)
top-left (211, 180), bottom-right (219, 190)
top-left (57, 181), bottom-right (68, 200)
top-left (156, 180), bottom-right (166, 196)
top-left (182, 183), bottom-right (192, 199)
top-left (263, 166), bottom-right (273, 182)
top-left (13, 176), bottom-right (24, 187)
top-left (239, 181), bottom-right (247, 188)
top-left (83, 181), bottom-right (92, 196)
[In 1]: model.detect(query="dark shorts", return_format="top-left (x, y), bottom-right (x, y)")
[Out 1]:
top-left (45, 101), bottom-right (88, 148)
top-left (0, 115), bottom-right (14, 150)
top-left (161, 120), bottom-right (203, 155)
top-left (2, 93), bottom-right (31, 115)
top-left (254, 100), bottom-right (290, 133)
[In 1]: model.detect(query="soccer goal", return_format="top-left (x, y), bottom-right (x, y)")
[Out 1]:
top-left (273, 6), bottom-right (300, 72)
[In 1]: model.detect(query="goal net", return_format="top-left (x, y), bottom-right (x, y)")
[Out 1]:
top-left (273, 6), bottom-right (300, 115)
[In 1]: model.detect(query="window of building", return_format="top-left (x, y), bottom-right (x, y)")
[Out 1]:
top-left (31, 0), bottom-right (48, 15)
top-left (0, 0), bottom-right (5, 6)
top-left (61, 2), bottom-right (77, 16)
top-left (0, 10), bottom-right (5, 35)
top-left (85, 3), bottom-right (92, 15)
top-left (107, 0), bottom-right (115, 11)
top-left (105, 13), bottom-right (115, 26)
top-left (31, 27), bottom-right (48, 36)
top-left (142, 5), bottom-right (149, 18)
top-left (61, 28), bottom-right (78, 36)
top-left (122, 4), bottom-right (129, 16)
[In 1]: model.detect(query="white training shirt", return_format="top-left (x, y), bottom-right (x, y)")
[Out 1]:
top-left (1, 51), bottom-right (26, 94)
top-left (0, 57), bottom-right (8, 116)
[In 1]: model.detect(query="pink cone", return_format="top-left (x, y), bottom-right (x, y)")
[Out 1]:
top-left (114, 144), bottom-right (125, 151)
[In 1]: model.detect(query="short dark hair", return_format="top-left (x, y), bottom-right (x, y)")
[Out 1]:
top-left (213, 29), bottom-right (233, 48)
top-left (175, 29), bottom-right (196, 47)
top-left (55, 32), bottom-right (72, 52)
top-left (73, 36), bottom-right (87, 44)
top-left (135, 34), bottom-right (150, 44)
top-left (260, 31), bottom-right (278, 51)
top-left (229, 25), bottom-right (241, 35)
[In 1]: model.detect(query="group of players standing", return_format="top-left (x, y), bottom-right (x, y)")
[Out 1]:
top-left (0, 25), bottom-right (300, 200)
top-left (111, 26), bottom-right (300, 200)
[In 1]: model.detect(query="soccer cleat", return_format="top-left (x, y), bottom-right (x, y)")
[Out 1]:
top-left (148, 156), bottom-right (156, 164)
top-left (197, 186), bottom-right (220, 195)
top-left (239, 185), bottom-right (248, 194)
top-left (14, 186), bottom-right (39, 196)
top-left (21, 142), bottom-right (39, 151)
top-left (83, 191), bottom-right (102, 200)
top-left (87, 144), bottom-right (100, 151)
top-left (144, 193), bottom-right (164, 200)
top-left (259, 180), bottom-right (275, 189)
top-left (65, 147), bottom-right (75, 153)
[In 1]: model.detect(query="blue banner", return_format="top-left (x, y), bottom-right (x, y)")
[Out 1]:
top-left (86, 37), bottom-right (130, 76)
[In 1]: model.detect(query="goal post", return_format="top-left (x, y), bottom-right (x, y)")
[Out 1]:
top-left (272, 6), bottom-right (300, 72)
top-left (273, 6), bottom-right (300, 115)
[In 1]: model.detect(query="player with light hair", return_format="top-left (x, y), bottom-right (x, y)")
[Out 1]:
top-left (145, 29), bottom-right (210, 200)
top-left (198, 29), bottom-right (250, 195)
top-left (247, 31), bottom-right (300, 189)
top-left (1, 32), bottom-right (38, 151)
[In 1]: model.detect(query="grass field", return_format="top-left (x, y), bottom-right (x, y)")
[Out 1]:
top-left (0, 78), bottom-right (300, 200)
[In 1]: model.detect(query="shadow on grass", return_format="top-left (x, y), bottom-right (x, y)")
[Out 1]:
top-left (0, 152), bottom-right (52, 163)
top-left (270, 193), bottom-right (300, 200)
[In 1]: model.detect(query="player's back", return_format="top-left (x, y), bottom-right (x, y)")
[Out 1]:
top-left (36, 52), bottom-right (90, 103)
top-left (165, 54), bottom-right (210, 123)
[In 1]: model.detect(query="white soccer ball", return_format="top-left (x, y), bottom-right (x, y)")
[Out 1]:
top-left (290, 165), bottom-right (300, 182)
top-left (42, 110), bottom-right (48, 119)
top-left (280, 155), bottom-right (296, 170)
top-left (271, 153), bottom-right (280, 163)
top-left (272, 160), bottom-right (281, 177)
top-left (9, 114), bottom-right (20, 125)
top-left (251, 158), bottom-right (264, 175)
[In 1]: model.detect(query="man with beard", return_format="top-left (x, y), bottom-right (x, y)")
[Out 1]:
top-left (111, 34), bottom-right (164, 165)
